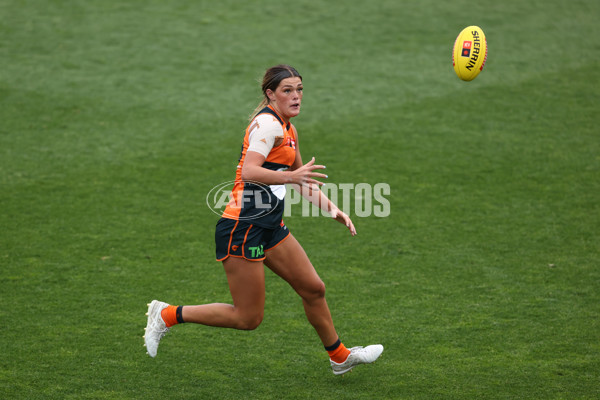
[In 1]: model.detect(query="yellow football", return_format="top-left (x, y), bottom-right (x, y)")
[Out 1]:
top-left (453, 26), bottom-right (488, 81)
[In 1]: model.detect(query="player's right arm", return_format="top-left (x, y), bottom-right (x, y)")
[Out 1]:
top-left (243, 153), bottom-right (326, 186)
top-left (241, 116), bottom-right (326, 186)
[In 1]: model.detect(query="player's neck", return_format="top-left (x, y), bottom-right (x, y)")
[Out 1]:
top-left (268, 104), bottom-right (290, 124)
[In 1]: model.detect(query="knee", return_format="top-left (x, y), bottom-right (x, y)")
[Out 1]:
top-left (302, 279), bottom-right (326, 302)
top-left (314, 279), bottom-right (326, 299)
top-left (237, 311), bottom-right (263, 331)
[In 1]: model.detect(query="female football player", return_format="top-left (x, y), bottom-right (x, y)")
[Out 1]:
top-left (144, 65), bottom-right (383, 375)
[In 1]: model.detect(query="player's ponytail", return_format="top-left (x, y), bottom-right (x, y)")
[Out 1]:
top-left (250, 64), bottom-right (302, 120)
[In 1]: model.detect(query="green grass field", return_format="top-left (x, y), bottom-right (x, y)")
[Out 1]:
top-left (1, 1), bottom-right (599, 398)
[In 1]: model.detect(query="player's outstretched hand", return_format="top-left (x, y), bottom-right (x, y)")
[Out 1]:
top-left (330, 207), bottom-right (357, 236)
top-left (289, 157), bottom-right (327, 188)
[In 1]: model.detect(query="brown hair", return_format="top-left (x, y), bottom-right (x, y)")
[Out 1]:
top-left (250, 64), bottom-right (302, 120)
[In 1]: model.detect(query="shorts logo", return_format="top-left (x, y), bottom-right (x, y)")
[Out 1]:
top-left (231, 245), bottom-right (239, 252)
top-left (248, 245), bottom-right (264, 258)
top-left (461, 41), bottom-right (472, 57)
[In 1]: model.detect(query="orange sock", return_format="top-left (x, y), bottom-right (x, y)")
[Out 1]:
top-left (161, 305), bottom-right (180, 328)
top-left (327, 341), bottom-right (351, 363)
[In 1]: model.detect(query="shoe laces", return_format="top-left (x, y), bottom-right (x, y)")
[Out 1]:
top-left (149, 316), bottom-right (169, 337)
top-left (349, 346), bottom-right (365, 353)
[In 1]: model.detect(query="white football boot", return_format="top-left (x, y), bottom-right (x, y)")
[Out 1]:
top-left (330, 344), bottom-right (384, 375)
top-left (143, 300), bottom-right (170, 357)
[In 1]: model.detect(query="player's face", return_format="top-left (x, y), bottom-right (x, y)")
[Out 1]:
top-left (267, 77), bottom-right (303, 122)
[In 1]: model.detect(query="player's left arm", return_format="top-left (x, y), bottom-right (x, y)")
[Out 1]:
top-left (289, 125), bottom-right (356, 236)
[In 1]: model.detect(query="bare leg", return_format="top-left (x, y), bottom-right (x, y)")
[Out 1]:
top-left (181, 257), bottom-right (265, 330)
top-left (264, 234), bottom-right (339, 347)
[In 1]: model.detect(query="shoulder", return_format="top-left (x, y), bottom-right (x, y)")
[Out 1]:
top-left (249, 113), bottom-right (284, 138)
top-left (252, 114), bottom-right (283, 129)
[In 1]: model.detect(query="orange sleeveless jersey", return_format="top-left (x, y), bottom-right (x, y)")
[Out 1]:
top-left (221, 106), bottom-right (297, 227)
